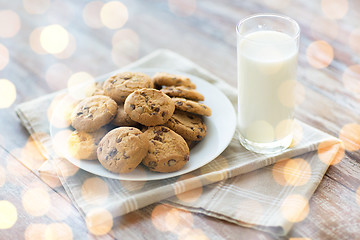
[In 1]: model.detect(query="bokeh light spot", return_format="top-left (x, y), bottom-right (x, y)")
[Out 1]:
top-left (83, 1), bottom-right (104, 29)
top-left (151, 204), bottom-right (172, 232)
top-left (306, 40), bottom-right (334, 69)
top-left (175, 174), bottom-right (203, 203)
top-left (29, 27), bottom-right (47, 55)
top-left (22, 187), bottom-right (51, 216)
top-left (48, 95), bottom-right (78, 129)
top-left (281, 194), bottom-right (309, 223)
top-left (166, 208), bottom-right (193, 235)
top-left (342, 65), bottom-right (360, 94)
top-left (54, 33), bottom-right (76, 59)
top-left (40, 25), bottom-right (69, 54)
top-left (23, 0), bottom-right (50, 15)
top-left (67, 71), bottom-right (94, 100)
top-left (111, 29), bottom-right (140, 66)
top-left (0, 43), bottom-right (9, 70)
top-left (85, 208), bottom-right (113, 236)
top-left (100, 1), bottom-right (128, 29)
top-left (44, 223), bottom-right (73, 240)
top-left (272, 158), bottom-right (311, 186)
top-left (318, 140), bottom-right (344, 165)
top-left (339, 123), bottom-right (360, 151)
top-left (21, 134), bottom-right (47, 171)
top-left (168, 0), bottom-right (197, 16)
top-left (52, 130), bottom-right (73, 157)
top-left (349, 28), bottom-right (360, 56)
top-left (54, 157), bottom-right (79, 178)
top-left (25, 223), bottom-right (47, 240)
top-left (0, 79), bottom-right (16, 108)
top-left (0, 10), bottom-right (21, 38)
top-left (81, 177), bottom-right (109, 204)
top-left (0, 200), bottom-right (17, 229)
top-left (321, 0), bottom-right (348, 19)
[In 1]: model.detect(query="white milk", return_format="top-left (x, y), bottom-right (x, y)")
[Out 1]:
top-left (237, 30), bottom-right (298, 144)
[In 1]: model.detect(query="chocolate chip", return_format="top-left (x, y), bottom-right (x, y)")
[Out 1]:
top-left (99, 147), bottom-right (102, 152)
top-left (116, 137), bottom-right (122, 143)
top-left (153, 135), bottom-right (162, 141)
top-left (167, 159), bottom-right (176, 166)
top-left (184, 155), bottom-right (189, 161)
top-left (187, 115), bottom-right (194, 119)
top-left (196, 135), bottom-right (201, 139)
top-left (140, 92), bottom-right (147, 97)
top-left (186, 104), bottom-right (193, 108)
top-left (151, 112), bottom-right (157, 116)
top-left (83, 106), bottom-right (89, 110)
top-left (111, 79), bottom-right (117, 84)
top-left (123, 152), bottom-right (129, 159)
top-left (154, 107), bottom-right (160, 112)
top-left (87, 114), bottom-right (93, 118)
top-left (124, 77), bottom-right (131, 80)
top-left (161, 127), bottom-right (169, 132)
top-left (176, 101), bottom-right (183, 106)
top-left (202, 105), bottom-right (207, 109)
top-left (154, 130), bottom-right (163, 135)
top-left (130, 104), bottom-right (135, 110)
top-left (109, 148), bottom-right (118, 157)
top-left (77, 112), bottom-right (83, 116)
top-left (199, 128), bottom-right (203, 132)
top-left (148, 161), bottom-right (157, 169)
top-left (162, 112), bottom-right (166, 117)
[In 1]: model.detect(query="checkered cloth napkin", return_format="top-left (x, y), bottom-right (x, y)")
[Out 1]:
top-left (15, 49), bottom-right (342, 237)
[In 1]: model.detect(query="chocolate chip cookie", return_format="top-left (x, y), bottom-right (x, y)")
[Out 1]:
top-left (143, 126), bottom-right (189, 173)
top-left (103, 72), bottom-right (154, 103)
top-left (124, 88), bottom-right (175, 126)
top-left (160, 86), bottom-right (204, 101)
top-left (172, 97), bottom-right (212, 116)
top-left (153, 72), bottom-right (196, 89)
top-left (111, 104), bottom-right (138, 127)
top-left (70, 95), bottom-right (117, 132)
top-left (165, 110), bottom-right (207, 141)
top-left (67, 127), bottom-right (107, 160)
top-left (97, 127), bottom-right (149, 173)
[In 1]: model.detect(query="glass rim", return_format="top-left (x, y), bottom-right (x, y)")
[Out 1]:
top-left (236, 13), bottom-right (300, 40)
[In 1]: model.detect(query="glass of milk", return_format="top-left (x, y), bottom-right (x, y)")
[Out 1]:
top-left (236, 14), bottom-right (300, 154)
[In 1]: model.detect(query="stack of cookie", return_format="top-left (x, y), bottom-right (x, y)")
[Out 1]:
top-left (68, 71), bottom-right (211, 174)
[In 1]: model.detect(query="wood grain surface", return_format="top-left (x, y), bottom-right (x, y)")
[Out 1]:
top-left (0, 0), bottom-right (359, 239)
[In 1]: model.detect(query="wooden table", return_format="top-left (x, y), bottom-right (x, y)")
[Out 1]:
top-left (1, 0), bottom-right (360, 239)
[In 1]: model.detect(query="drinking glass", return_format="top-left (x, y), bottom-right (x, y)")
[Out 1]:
top-left (236, 14), bottom-right (300, 154)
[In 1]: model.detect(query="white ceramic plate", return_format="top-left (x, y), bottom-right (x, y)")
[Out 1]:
top-left (50, 68), bottom-right (236, 181)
